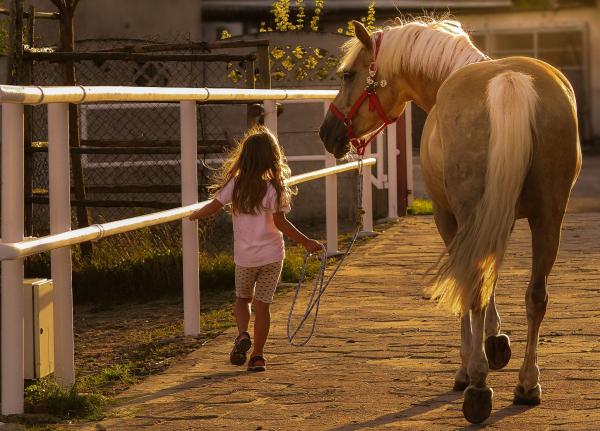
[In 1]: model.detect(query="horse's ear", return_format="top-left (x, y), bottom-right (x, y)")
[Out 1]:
top-left (352, 20), bottom-right (373, 52)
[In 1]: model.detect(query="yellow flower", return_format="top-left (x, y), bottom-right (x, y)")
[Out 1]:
top-left (296, 68), bottom-right (308, 81)
top-left (366, 0), bottom-right (376, 31)
top-left (282, 56), bottom-right (295, 71)
top-left (292, 45), bottom-right (306, 59)
top-left (272, 70), bottom-right (286, 81)
top-left (304, 55), bottom-right (318, 69)
top-left (271, 47), bottom-right (286, 60)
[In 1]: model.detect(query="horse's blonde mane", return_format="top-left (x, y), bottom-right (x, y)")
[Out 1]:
top-left (339, 18), bottom-right (487, 82)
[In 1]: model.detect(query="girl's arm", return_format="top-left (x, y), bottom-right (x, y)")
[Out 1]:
top-left (273, 212), bottom-right (322, 253)
top-left (189, 199), bottom-right (224, 221)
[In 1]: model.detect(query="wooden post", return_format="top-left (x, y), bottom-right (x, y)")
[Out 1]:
top-left (256, 44), bottom-right (271, 126)
top-left (53, 0), bottom-right (92, 256)
top-left (256, 44), bottom-right (271, 90)
top-left (6, 0), bottom-right (24, 86)
top-left (23, 5), bottom-right (35, 236)
top-left (246, 58), bottom-right (258, 128)
top-left (396, 114), bottom-right (409, 216)
top-left (1, 103), bottom-right (26, 415)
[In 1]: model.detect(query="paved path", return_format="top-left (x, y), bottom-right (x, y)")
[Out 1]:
top-left (73, 213), bottom-right (600, 431)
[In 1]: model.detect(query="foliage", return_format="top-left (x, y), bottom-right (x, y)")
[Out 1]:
top-left (24, 226), bottom-right (321, 304)
top-left (222, 1), bottom-right (378, 84)
top-left (25, 378), bottom-right (105, 420)
top-left (260, 0), bottom-right (322, 33)
top-left (407, 198), bottom-right (434, 215)
top-left (338, 0), bottom-right (376, 36)
top-left (0, 0), bottom-right (8, 55)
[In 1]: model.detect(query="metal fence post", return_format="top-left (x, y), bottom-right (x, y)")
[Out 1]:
top-left (180, 101), bottom-right (200, 336)
top-left (48, 102), bottom-right (75, 387)
top-left (361, 145), bottom-right (374, 234)
top-left (323, 102), bottom-right (339, 255)
top-left (263, 99), bottom-right (277, 135)
top-left (1, 103), bottom-right (25, 415)
top-left (386, 123), bottom-right (398, 219)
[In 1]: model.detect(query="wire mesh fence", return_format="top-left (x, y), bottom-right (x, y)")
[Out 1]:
top-left (28, 36), bottom-right (258, 250)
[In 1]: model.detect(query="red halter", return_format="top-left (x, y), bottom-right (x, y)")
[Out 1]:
top-left (329, 31), bottom-right (396, 156)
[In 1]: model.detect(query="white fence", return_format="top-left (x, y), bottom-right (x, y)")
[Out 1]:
top-left (0, 85), bottom-right (404, 414)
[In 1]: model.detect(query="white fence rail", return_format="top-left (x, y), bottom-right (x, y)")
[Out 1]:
top-left (0, 85), bottom-right (400, 415)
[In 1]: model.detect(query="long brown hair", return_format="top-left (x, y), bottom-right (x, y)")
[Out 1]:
top-left (212, 126), bottom-right (294, 215)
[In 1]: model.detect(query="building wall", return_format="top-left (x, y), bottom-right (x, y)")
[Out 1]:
top-left (27, 0), bottom-right (203, 46)
top-left (456, 6), bottom-right (600, 139)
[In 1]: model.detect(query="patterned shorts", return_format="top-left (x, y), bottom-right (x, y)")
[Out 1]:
top-left (235, 261), bottom-right (284, 304)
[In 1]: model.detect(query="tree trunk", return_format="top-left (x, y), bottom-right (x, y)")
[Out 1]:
top-left (59, 5), bottom-right (93, 257)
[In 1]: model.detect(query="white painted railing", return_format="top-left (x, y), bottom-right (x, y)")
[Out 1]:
top-left (0, 85), bottom-right (392, 415)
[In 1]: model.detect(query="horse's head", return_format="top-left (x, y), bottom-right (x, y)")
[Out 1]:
top-left (319, 21), bottom-right (407, 159)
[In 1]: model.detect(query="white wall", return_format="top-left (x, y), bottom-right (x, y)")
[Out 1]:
top-left (27, 0), bottom-right (203, 45)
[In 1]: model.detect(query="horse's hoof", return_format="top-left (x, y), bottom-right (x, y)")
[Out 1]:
top-left (513, 383), bottom-right (541, 406)
top-left (462, 385), bottom-right (493, 424)
top-left (485, 334), bottom-right (511, 370)
top-left (453, 378), bottom-right (469, 392)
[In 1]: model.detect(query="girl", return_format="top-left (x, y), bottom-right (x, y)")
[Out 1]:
top-left (189, 126), bottom-right (322, 372)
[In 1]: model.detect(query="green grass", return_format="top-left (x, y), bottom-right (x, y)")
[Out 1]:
top-left (24, 224), bottom-right (319, 304)
top-left (407, 198), bottom-right (433, 215)
top-left (24, 378), bottom-right (106, 421)
top-left (78, 364), bottom-right (133, 393)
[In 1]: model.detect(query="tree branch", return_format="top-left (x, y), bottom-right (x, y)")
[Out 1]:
top-left (49, 0), bottom-right (66, 13)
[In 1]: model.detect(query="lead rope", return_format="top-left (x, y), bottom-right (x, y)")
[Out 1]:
top-left (287, 159), bottom-right (365, 346)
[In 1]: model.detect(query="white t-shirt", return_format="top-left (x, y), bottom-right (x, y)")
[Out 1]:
top-left (216, 179), bottom-right (290, 268)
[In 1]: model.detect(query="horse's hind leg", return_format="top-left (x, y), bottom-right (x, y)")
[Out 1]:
top-left (432, 205), bottom-right (471, 391)
top-left (462, 307), bottom-right (493, 424)
top-left (484, 283), bottom-right (512, 370)
top-left (454, 313), bottom-right (472, 391)
top-left (514, 212), bottom-right (563, 405)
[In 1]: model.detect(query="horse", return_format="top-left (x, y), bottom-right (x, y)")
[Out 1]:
top-left (319, 18), bottom-right (581, 424)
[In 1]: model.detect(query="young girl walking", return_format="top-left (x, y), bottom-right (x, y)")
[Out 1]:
top-left (189, 126), bottom-right (322, 372)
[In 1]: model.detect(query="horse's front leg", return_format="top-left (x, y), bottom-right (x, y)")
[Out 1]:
top-left (462, 307), bottom-right (493, 424)
top-left (454, 313), bottom-right (471, 391)
top-left (484, 283), bottom-right (512, 370)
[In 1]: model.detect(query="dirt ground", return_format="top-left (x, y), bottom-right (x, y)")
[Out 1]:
top-left (66, 212), bottom-right (600, 431)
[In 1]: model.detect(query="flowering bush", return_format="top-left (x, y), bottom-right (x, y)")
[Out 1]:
top-left (225, 1), bottom-right (377, 84)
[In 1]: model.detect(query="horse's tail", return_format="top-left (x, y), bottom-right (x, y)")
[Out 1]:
top-left (429, 71), bottom-right (538, 315)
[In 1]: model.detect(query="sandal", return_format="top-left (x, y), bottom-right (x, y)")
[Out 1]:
top-left (247, 355), bottom-right (266, 372)
top-left (229, 332), bottom-right (252, 366)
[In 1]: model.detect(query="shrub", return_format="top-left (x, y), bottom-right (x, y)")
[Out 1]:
top-left (25, 379), bottom-right (105, 420)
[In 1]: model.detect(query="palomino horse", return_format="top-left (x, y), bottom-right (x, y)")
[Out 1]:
top-left (319, 18), bottom-right (581, 424)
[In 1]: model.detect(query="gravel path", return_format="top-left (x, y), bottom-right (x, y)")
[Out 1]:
top-left (70, 213), bottom-right (600, 431)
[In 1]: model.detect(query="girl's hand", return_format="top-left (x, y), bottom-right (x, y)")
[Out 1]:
top-left (303, 239), bottom-right (323, 253)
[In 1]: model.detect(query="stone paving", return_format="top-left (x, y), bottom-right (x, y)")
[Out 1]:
top-left (71, 213), bottom-right (600, 431)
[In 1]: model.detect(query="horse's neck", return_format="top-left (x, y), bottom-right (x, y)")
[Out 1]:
top-left (402, 73), bottom-right (446, 113)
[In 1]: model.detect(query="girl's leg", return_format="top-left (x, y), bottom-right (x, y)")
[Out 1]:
top-left (251, 300), bottom-right (271, 357)
top-left (234, 265), bottom-right (258, 338)
top-left (234, 297), bottom-right (252, 335)
top-left (250, 261), bottom-right (283, 362)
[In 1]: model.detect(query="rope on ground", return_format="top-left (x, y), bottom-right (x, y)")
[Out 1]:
top-left (286, 159), bottom-right (364, 346)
